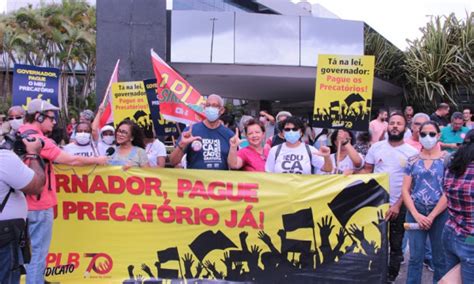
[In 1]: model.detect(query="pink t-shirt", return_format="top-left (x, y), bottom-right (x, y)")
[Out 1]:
top-left (369, 119), bottom-right (388, 144)
top-left (19, 124), bottom-right (62, 211)
top-left (237, 147), bottom-right (269, 172)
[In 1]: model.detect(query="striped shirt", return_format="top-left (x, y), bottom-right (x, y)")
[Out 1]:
top-left (444, 163), bottom-right (474, 236)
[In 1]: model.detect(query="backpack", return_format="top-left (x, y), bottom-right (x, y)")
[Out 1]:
top-left (274, 143), bottom-right (315, 174)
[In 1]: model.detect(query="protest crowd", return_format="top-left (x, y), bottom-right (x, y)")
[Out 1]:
top-left (0, 92), bottom-right (473, 284)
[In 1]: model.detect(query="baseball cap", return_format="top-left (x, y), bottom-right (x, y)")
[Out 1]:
top-left (27, 98), bottom-right (59, 114)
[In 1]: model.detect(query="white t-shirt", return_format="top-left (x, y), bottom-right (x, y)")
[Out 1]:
top-left (319, 152), bottom-right (364, 174)
top-left (63, 142), bottom-right (98, 157)
top-left (365, 141), bottom-right (419, 205)
top-left (0, 150), bottom-right (34, 220)
top-left (265, 143), bottom-right (324, 174)
top-left (145, 139), bottom-right (167, 167)
top-left (97, 141), bottom-right (116, 156)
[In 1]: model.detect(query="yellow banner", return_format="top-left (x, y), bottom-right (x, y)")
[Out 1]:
top-left (43, 166), bottom-right (389, 283)
top-left (111, 81), bottom-right (152, 132)
top-left (313, 54), bottom-right (375, 131)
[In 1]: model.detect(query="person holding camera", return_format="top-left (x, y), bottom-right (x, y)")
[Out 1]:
top-left (0, 137), bottom-right (45, 283)
top-left (17, 98), bottom-right (108, 284)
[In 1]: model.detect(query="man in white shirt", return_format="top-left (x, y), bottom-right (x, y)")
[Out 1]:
top-left (360, 112), bottom-right (419, 283)
top-left (0, 138), bottom-right (45, 283)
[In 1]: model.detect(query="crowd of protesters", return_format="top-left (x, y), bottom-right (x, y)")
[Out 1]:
top-left (0, 95), bottom-right (473, 284)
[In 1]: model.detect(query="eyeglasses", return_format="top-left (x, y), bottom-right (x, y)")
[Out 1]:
top-left (8, 116), bottom-right (23, 120)
top-left (116, 129), bottom-right (129, 135)
top-left (43, 114), bottom-right (56, 122)
top-left (413, 122), bottom-right (422, 126)
top-left (420, 132), bottom-right (437, 138)
top-left (283, 127), bottom-right (299, 132)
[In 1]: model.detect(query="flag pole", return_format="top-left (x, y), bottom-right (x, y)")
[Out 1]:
top-left (311, 226), bottom-right (318, 269)
top-left (100, 59), bottom-right (120, 108)
top-left (177, 248), bottom-right (184, 279)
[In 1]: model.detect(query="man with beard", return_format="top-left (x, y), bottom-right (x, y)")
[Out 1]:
top-left (359, 112), bottom-right (419, 283)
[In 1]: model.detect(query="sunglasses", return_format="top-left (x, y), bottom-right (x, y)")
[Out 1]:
top-left (43, 114), bottom-right (56, 122)
top-left (420, 132), bottom-right (437, 138)
top-left (283, 127), bottom-right (299, 132)
top-left (8, 116), bottom-right (23, 120)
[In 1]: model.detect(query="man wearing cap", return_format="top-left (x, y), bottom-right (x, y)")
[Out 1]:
top-left (18, 98), bottom-right (108, 284)
top-left (169, 94), bottom-right (234, 170)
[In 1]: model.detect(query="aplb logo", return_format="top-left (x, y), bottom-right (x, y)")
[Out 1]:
top-left (46, 252), bottom-right (113, 278)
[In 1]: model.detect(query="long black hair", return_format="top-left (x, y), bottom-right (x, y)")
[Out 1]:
top-left (116, 119), bottom-right (146, 149)
top-left (448, 129), bottom-right (474, 177)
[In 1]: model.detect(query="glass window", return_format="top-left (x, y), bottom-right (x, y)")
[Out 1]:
top-left (235, 13), bottom-right (299, 66)
top-left (301, 17), bottom-right (364, 66)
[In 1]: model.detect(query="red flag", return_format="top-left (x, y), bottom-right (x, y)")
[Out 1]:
top-left (99, 59), bottom-right (120, 128)
top-left (150, 49), bottom-right (205, 123)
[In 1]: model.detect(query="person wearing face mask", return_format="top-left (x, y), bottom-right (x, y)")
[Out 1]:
top-left (97, 125), bottom-right (116, 156)
top-left (265, 111), bottom-right (292, 149)
top-left (169, 94), bottom-right (234, 170)
top-left (401, 121), bottom-right (448, 284)
top-left (7, 106), bottom-right (25, 135)
top-left (259, 110), bottom-right (275, 142)
top-left (62, 122), bottom-right (98, 157)
top-left (265, 117), bottom-right (332, 174)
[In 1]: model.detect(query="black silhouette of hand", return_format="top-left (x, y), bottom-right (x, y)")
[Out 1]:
top-left (318, 216), bottom-right (335, 239)
top-left (277, 229), bottom-right (286, 239)
top-left (127, 265), bottom-right (134, 279)
top-left (258, 231), bottom-right (271, 244)
top-left (195, 262), bottom-right (203, 278)
top-left (248, 245), bottom-right (262, 269)
top-left (349, 224), bottom-right (365, 242)
top-left (239, 231), bottom-right (248, 241)
top-left (141, 263), bottom-right (154, 278)
top-left (182, 253), bottom-right (194, 269)
top-left (220, 251), bottom-right (232, 271)
top-left (136, 274), bottom-right (143, 281)
top-left (336, 227), bottom-right (347, 244)
top-left (372, 209), bottom-right (385, 231)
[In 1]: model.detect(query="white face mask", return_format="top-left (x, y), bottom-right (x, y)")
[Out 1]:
top-left (420, 135), bottom-right (438, 150)
top-left (10, 119), bottom-right (24, 131)
top-left (76, 132), bottom-right (91, 146)
top-left (102, 135), bottom-right (115, 145)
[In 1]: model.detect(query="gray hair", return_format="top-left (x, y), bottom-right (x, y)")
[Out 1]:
top-left (413, 112), bottom-right (430, 122)
top-left (8, 105), bottom-right (25, 116)
top-left (276, 111), bottom-right (292, 122)
top-left (207, 94), bottom-right (224, 107)
top-left (451, 112), bottom-right (463, 121)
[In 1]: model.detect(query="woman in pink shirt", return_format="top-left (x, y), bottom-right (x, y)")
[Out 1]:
top-left (228, 119), bottom-right (268, 172)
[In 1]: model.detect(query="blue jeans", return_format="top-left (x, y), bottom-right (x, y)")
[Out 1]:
top-left (0, 241), bottom-right (22, 284)
top-left (442, 226), bottom-right (474, 283)
top-left (25, 208), bottom-right (54, 284)
top-left (405, 204), bottom-right (448, 284)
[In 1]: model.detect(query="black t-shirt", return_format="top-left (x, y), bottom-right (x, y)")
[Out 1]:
top-left (430, 113), bottom-right (449, 127)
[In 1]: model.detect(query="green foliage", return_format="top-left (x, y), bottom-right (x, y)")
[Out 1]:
top-left (404, 13), bottom-right (474, 112)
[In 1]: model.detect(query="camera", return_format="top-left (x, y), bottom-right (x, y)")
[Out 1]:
top-left (0, 132), bottom-right (45, 156)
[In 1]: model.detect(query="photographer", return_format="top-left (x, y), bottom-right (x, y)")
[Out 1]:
top-left (0, 138), bottom-right (45, 283)
top-left (18, 99), bottom-right (108, 284)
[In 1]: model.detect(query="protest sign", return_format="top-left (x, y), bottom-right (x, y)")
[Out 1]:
top-left (313, 55), bottom-right (375, 131)
top-left (111, 81), bottom-right (153, 136)
top-left (143, 78), bottom-right (185, 137)
top-left (12, 64), bottom-right (59, 109)
top-left (46, 166), bottom-right (389, 283)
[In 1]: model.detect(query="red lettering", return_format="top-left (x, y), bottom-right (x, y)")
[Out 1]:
top-left (95, 202), bottom-right (109, 220)
top-left (108, 176), bottom-right (125, 194)
top-left (238, 183), bottom-right (259, 203)
top-left (175, 206), bottom-right (193, 225)
top-left (71, 175), bottom-right (88, 193)
top-left (67, 253), bottom-right (80, 268)
top-left (77, 202), bottom-right (95, 220)
top-left (46, 253), bottom-right (60, 266)
top-left (144, 178), bottom-right (162, 196)
top-left (207, 181), bottom-right (226, 201)
top-left (126, 177), bottom-right (144, 195)
top-left (55, 174), bottom-right (70, 193)
top-left (189, 181), bottom-right (208, 200)
top-left (89, 176), bottom-right (108, 194)
top-left (127, 204), bottom-right (146, 222)
top-left (177, 179), bottom-right (192, 197)
top-left (63, 201), bottom-right (77, 220)
top-left (110, 202), bottom-right (126, 221)
top-left (141, 204), bottom-right (156, 222)
top-left (200, 208), bottom-right (219, 226)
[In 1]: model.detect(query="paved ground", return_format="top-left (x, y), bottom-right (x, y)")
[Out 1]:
top-left (395, 253), bottom-right (434, 284)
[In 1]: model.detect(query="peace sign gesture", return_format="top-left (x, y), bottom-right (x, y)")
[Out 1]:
top-left (179, 124), bottom-right (201, 147)
top-left (229, 127), bottom-right (241, 148)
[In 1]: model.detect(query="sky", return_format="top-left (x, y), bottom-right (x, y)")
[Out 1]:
top-left (299, 0), bottom-right (473, 50)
